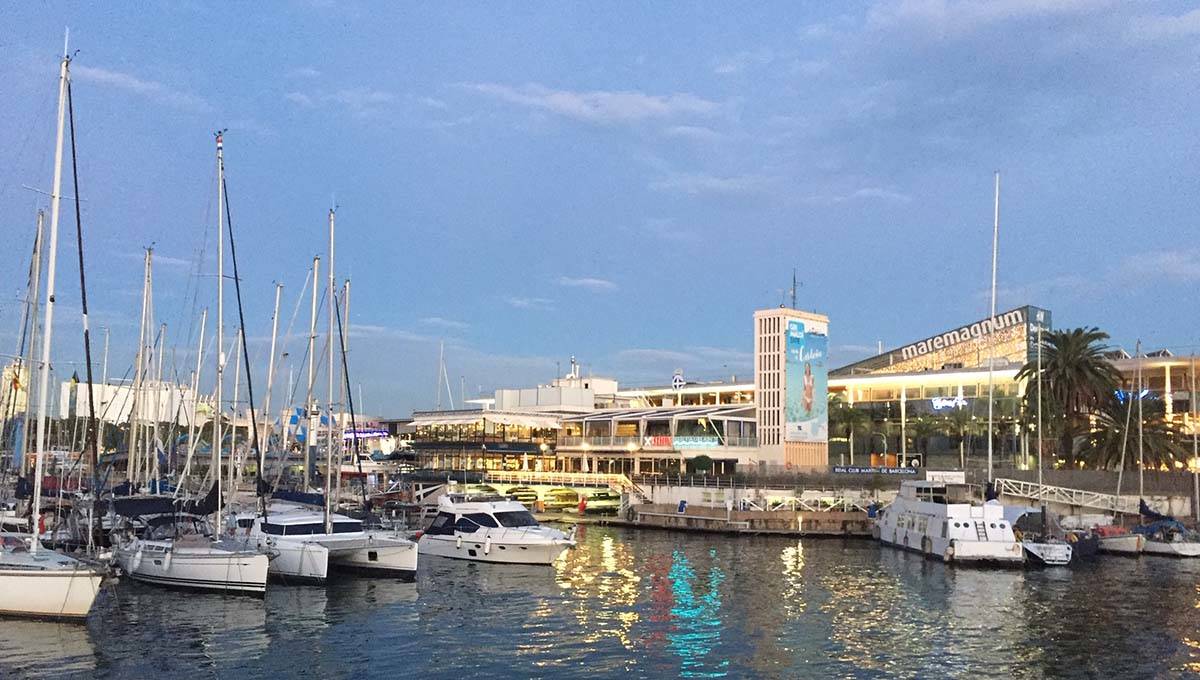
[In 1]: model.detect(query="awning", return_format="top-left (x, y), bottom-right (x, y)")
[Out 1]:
top-left (410, 411), bottom-right (563, 430)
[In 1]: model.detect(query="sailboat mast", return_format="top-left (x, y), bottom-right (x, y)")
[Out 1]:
top-left (1036, 316), bottom-right (1043, 500)
top-left (1191, 355), bottom-right (1198, 524)
top-left (324, 208), bottom-right (336, 534)
top-left (305, 255), bottom-right (319, 487)
top-left (30, 46), bottom-right (71, 555)
top-left (177, 308), bottom-right (206, 495)
top-left (261, 282), bottom-right (282, 473)
top-left (986, 171), bottom-right (999, 483)
top-left (16, 211), bottom-right (44, 475)
top-left (1137, 343), bottom-right (1144, 499)
top-left (214, 131), bottom-right (225, 528)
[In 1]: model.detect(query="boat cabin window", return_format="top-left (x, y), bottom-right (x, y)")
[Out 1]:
top-left (263, 521), bottom-right (361, 535)
top-left (453, 517), bottom-right (482, 533)
top-left (262, 523), bottom-right (285, 535)
top-left (463, 513), bottom-right (499, 528)
top-left (426, 512), bottom-right (455, 536)
top-left (914, 486), bottom-right (948, 504)
top-left (237, 518), bottom-right (254, 529)
top-left (495, 511), bottom-right (538, 528)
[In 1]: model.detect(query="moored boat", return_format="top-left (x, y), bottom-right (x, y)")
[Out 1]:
top-left (0, 534), bottom-right (105, 620)
top-left (875, 480), bottom-right (1024, 566)
top-left (1095, 525), bottom-right (1145, 555)
top-left (418, 493), bottom-right (575, 565)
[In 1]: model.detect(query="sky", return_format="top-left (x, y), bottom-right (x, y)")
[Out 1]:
top-left (2, 1), bottom-right (1199, 417)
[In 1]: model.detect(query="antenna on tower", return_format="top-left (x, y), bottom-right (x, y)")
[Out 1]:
top-left (791, 268), bottom-right (797, 309)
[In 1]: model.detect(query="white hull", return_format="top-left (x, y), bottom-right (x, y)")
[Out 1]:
top-left (1097, 534), bottom-right (1144, 555)
top-left (1022, 541), bottom-right (1073, 567)
top-left (418, 534), bottom-right (570, 565)
top-left (1142, 539), bottom-right (1200, 558)
top-left (256, 534), bottom-right (418, 581)
top-left (875, 482), bottom-right (1024, 566)
top-left (0, 564), bottom-right (104, 619)
top-left (116, 538), bottom-right (269, 595)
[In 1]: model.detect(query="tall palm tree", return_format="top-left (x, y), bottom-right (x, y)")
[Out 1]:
top-left (1078, 392), bottom-right (1185, 470)
top-left (944, 407), bottom-right (978, 469)
top-left (828, 395), bottom-right (871, 464)
top-left (1015, 327), bottom-right (1121, 465)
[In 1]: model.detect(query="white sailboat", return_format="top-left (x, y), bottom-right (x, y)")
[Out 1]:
top-left (112, 133), bottom-right (270, 594)
top-left (0, 39), bottom-right (105, 620)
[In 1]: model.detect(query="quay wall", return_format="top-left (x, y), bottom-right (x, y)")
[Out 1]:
top-left (631, 503), bottom-right (871, 536)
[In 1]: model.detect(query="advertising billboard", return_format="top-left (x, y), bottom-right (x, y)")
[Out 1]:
top-left (785, 318), bottom-right (827, 442)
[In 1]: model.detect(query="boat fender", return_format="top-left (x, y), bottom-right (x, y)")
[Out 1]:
top-left (456, 535), bottom-right (462, 549)
top-left (484, 537), bottom-right (491, 555)
top-left (130, 549), bottom-right (143, 572)
top-left (163, 550), bottom-right (172, 571)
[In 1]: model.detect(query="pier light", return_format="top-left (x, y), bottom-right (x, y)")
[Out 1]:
top-left (625, 441), bottom-right (638, 453)
top-left (539, 443), bottom-right (549, 453)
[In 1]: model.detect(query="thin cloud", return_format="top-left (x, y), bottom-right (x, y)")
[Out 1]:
top-left (801, 186), bottom-right (913, 204)
top-left (463, 82), bottom-right (720, 124)
top-left (504, 296), bottom-right (554, 311)
top-left (1122, 249), bottom-right (1200, 283)
top-left (419, 316), bottom-right (470, 331)
top-left (557, 276), bottom-right (617, 292)
top-left (1127, 8), bottom-right (1200, 42)
top-left (287, 66), bottom-right (322, 79)
top-left (650, 172), bottom-right (774, 196)
top-left (284, 88), bottom-right (399, 116)
top-left (713, 49), bottom-right (774, 75)
top-left (73, 64), bottom-right (211, 113)
top-left (662, 125), bottom-right (723, 142)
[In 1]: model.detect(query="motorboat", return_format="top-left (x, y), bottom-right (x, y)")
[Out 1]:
top-left (0, 533), bottom-right (105, 619)
top-left (107, 490), bottom-right (270, 596)
top-left (874, 480), bottom-right (1024, 566)
top-left (1095, 525), bottom-right (1145, 555)
top-left (235, 504), bottom-right (417, 582)
top-left (418, 493), bottom-right (575, 565)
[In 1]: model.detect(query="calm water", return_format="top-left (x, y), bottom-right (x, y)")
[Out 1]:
top-left (3, 527), bottom-right (1198, 679)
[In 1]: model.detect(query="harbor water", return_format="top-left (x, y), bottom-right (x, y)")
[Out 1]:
top-left (3, 526), bottom-right (1198, 679)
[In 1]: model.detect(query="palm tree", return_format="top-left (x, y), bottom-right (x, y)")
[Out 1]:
top-left (909, 414), bottom-right (941, 460)
top-left (944, 407), bottom-right (978, 469)
top-left (828, 395), bottom-right (871, 464)
top-left (1078, 392), bottom-right (1185, 470)
top-left (1015, 327), bottom-right (1121, 465)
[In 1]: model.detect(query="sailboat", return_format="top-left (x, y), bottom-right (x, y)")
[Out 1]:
top-left (0, 40), bottom-right (106, 619)
top-left (1134, 350), bottom-right (1200, 557)
top-left (111, 133), bottom-right (270, 595)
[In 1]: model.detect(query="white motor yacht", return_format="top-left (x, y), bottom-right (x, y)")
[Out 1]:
top-left (418, 494), bottom-right (575, 565)
top-left (0, 533), bottom-right (105, 619)
top-left (235, 504), bottom-right (417, 582)
top-left (875, 480), bottom-right (1024, 566)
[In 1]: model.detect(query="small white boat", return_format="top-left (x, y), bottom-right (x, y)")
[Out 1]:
top-left (1021, 541), bottom-right (1073, 566)
top-left (1096, 531), bottom-right (1145, 555)
top-left (875, 480), bottom-right (1024, 566)
top-left (418, 493), bottom-right (575, 565)
top-left (0, 534), bottom-right (105, 619)
top-left (235, 505), bottom-right (417, 582)
top-left (114, 532), bottom-right (270, 595)
top-left (1137, 520), bottom-right (1200, 558)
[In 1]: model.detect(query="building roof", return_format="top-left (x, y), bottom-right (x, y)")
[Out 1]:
top-left (560, 403), bottom-right (757, 423)
top-left (409, 410), bottom-right (564, 429)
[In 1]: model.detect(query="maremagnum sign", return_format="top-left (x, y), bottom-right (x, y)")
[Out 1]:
top-left (899, 308), bottom-right (1025, 361)
top-left (831, 305), bottom-right (1050, 376)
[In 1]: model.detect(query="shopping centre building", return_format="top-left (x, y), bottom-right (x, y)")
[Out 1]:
top-left (406, 304), bottom-right (1197, 474)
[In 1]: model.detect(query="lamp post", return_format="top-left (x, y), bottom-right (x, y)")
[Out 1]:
top-left (872, 431), bottom-right (888, 466)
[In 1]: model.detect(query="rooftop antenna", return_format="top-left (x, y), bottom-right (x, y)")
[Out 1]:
top-left (791, 268), bottom-right (797, 309)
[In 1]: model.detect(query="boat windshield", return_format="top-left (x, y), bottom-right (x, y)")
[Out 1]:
top-left (494, 510), bottom-right (538, 528)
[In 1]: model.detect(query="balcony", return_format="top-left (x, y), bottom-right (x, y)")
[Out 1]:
top-left (557, 435), bottom-right (758, 450)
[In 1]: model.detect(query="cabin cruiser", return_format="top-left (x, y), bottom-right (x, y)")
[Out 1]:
top-left (234, 504), bottom-right (418, 582)
top-left (107, 489), bottom-right (271, 596)
top-left (875, 480), bottom-right (1024, 566)
top-left (418, 494), bottom-right (575, 565)
top-left (0, 533), bottom-right (105, 619)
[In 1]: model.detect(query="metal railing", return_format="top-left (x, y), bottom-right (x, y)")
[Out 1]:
top-left (556, 435), bottom-right (757, 449)
top-left (994, 477), bottom-right (1141, 514)
top-left (484, 470), bottom-right (650, 503)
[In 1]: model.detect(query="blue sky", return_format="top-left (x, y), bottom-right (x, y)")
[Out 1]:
top-left (2, 1), bottom-right (1199, 417)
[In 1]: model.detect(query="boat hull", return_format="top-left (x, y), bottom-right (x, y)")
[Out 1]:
top-left (418, 534), bottom-right (570, 565)
top-left (0, 567), bottom-right (104, 620)
top-left (116, 540), bottom-right (269, 595)
top-left (1097, 534), bottom-right (1144, 555)
top-left (1142, 539), bottom-right (1200, 558)
top-left (1022, 541), bottom-right (1073, 567)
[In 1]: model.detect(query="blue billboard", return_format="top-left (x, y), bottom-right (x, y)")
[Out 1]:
top-left (785, 319), bottom-right (827, 443)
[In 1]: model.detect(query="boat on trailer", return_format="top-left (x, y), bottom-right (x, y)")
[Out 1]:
top-left (875, 480), bottom-right (1024, 566)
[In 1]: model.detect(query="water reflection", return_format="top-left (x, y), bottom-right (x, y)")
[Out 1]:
top-left (7, 528), bottom-right (1198, 679)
